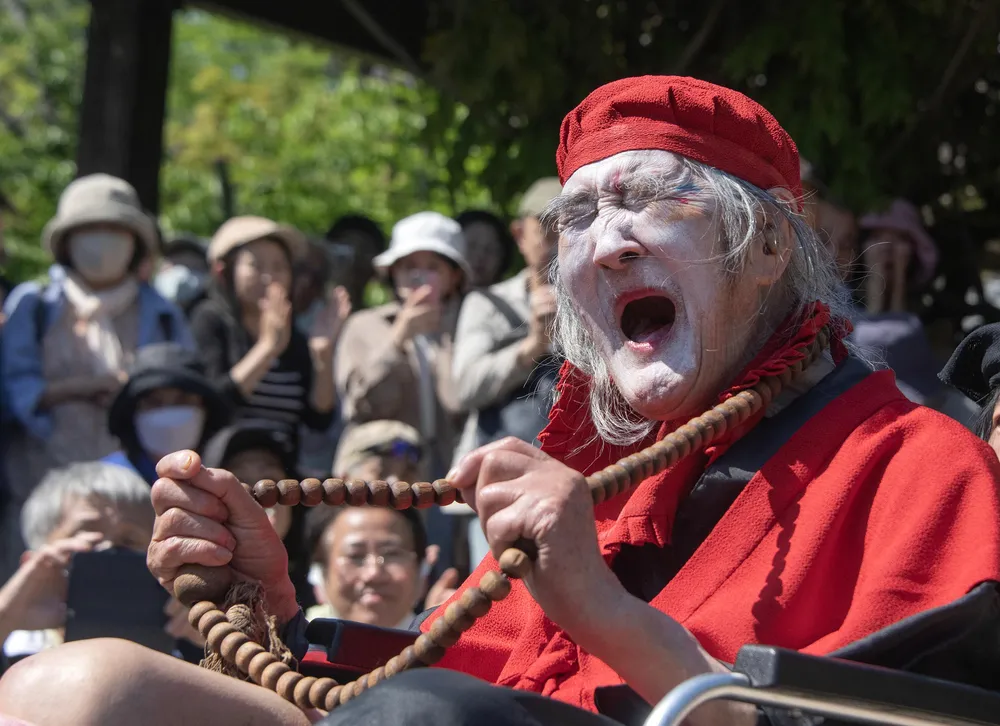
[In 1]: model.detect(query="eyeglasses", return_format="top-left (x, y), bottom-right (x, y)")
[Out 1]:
top-left (362, 439), bottom-right (422, 465)
top-left (335, 549), bottom-right (417, 571)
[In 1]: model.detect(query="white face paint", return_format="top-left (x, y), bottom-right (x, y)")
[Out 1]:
top-left (557, 150), bottom-right (766, 421)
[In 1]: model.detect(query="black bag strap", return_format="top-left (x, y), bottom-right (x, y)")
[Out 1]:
top-left (157, 310), bottom-right (175, 341)
top-left (33, 286), bottom-right (49, 345)
top-left (473, 287), bottom-right (526, 338)
top-left (672, 355), bottom-right (873, 556)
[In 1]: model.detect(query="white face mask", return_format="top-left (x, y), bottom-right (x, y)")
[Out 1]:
top-left (67, 230), bottom-right (135, 285)
top-left (134, 405), bottom-right (205, 457)
top-left (154, 264), bottom-right (207, 305)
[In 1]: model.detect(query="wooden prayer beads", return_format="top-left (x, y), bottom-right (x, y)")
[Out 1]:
top-left (177, 328), bottom-right (830, 712)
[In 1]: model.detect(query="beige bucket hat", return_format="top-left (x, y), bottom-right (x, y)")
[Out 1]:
top-left (42, 174), bottom-right (159, 262)
top-left (207, 216), bottom-right (307, 263)
top-left (333, 420), bottom-right (423, 477)
top-left (374, 211), bottom-right (474, 284)
top-left (517, 177), bottom-right (563, 218)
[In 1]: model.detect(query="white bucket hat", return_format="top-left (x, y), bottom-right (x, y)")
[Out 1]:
top-left (42, 174), bottom-right (159, 262)
top-left (374, 211), bottom-right (473, 285)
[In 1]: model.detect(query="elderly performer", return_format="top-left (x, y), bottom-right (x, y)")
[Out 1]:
top-left (3, 76), bottom-right (1000, 726)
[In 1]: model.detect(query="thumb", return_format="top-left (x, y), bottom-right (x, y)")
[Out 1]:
top-left (157, 452), bottom-right (267, 528)
top-left (436, 567), bottom-right (460, 590)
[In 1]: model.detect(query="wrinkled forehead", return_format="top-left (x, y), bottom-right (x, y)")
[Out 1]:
top-left (561, 150), bottom-right (688, 194)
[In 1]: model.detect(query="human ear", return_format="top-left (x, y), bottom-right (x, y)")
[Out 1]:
top-left (745, 187), bottom-right (797, 287)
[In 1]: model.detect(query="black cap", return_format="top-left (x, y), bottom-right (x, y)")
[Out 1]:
top-left (108, 343), bottom-right (231, 451)
top-left (939, 323), bottom-right (1000, 403)
top-left (201, 424), bottom-right (298, 480)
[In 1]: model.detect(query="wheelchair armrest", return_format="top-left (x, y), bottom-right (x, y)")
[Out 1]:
top-left (734, 645), bottom-right (1000, 724)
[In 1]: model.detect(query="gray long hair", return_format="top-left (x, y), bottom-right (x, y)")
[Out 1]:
top-left (544, 155), bottom-right (853, 447)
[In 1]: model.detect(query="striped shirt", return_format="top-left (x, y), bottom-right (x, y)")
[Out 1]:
top-left (189, 296), bottom-right (333, 458)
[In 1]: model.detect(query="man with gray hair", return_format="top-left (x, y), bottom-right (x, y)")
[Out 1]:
top-left (450, 177), bottom-right (564, 565)
top-left (0, 462), bottom-right (197, 668)
top-left (5, 76), bottom-right (1000, 726)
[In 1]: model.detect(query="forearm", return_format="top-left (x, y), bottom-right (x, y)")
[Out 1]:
top-left (572, 592), bottom-right (756, 726)
top-left (0, 574), bottom-right (30, 645)
top-left (229, 341), bottom-right (278, 399)
top-left (308, 348), bottom-right (335, 414)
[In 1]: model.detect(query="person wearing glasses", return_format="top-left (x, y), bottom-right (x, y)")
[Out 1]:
top-left (304, 420), bottom-right (458, 628)
top-left (304, 505), bottom-right (429, 629)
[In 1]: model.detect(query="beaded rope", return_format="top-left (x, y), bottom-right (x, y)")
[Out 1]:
top-left (174, 328), bottom-right (830, 712)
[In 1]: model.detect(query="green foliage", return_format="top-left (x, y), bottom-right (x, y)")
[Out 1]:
top-left (164, 11), bottom-right (503, 249)
top-left (422, 0), bottom-right (1000, 220)
top-left (1, 5), bottom-right (499, 283)
top-left (0, 0), bottom-right (88, 282)
top-left (2, 0), bottom-right (997, 285)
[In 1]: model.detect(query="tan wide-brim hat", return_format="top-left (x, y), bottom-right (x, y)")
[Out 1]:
top-left (208, 216), bottom-right (307, 263)
top-left (42, 174), bottom-right (160, 262)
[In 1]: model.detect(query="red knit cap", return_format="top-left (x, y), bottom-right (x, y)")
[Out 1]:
top-left (557, 76), bottom-right (802, 201)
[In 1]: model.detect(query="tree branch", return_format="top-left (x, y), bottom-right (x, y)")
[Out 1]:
top-left (338, 0), bottom-right (424, 79)
top-left (881, 0), bottom-right (996, 161)
top-left (671, 0), bottom-right (730, 75)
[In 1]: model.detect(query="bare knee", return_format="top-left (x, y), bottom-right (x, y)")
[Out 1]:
top-left (0, 639), bottom-right (151, 724)
top-left (0, 639), bottom-right (308, 726)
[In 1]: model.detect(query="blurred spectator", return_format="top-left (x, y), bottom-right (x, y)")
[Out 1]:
top-left (325, 214), bottom-right (386, 310)
top-left (103, 342), bottom-right (231, 483)
top-left (201, 424), bottom-right (313, 608)
top-left (304, 506), bottom-right (431, 629)
top-left (293, 239), bottom-right (351, 479)
top-left (456, 210), bottom-right (515, 288)
top-left (0, 462), bottom-right (199, 667)
top-left (189, 216), bottom-right (347, 462)
top-left (332, 420), bottom-right (424, 484)
top-left (452, 178), bottom-right (562, 463)
top-left (336, 212), bottom-right (471, 479)
top-left (152, 234), bottom-right (209, 315)
top-left (0, 175), bottom-right (191, 583)
top-left (939, 323), bottom-right (1000, 455)
top-left (293, 239), bottom-right (335, 331)
top-left (450, 178), bottom-right (563, 568)
top-left (849, 201), bottom-right (976, 425)
top-left (859, 199), bottom-right (939, 314)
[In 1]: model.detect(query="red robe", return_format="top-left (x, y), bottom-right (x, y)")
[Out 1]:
top-left (421, 308), bottom-right (1000, 712)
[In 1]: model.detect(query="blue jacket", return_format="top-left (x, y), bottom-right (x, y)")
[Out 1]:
top-left (0, 268), bottom-right (194, 440)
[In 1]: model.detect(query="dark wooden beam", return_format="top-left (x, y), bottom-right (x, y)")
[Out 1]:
top-left (77, 0), bottom-right (177, 213)
top-left (194, 0), bottom-right (428, 69)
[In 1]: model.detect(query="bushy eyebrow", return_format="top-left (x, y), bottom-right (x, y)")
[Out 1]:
top-left (540, 167), bottom-right (705, 231)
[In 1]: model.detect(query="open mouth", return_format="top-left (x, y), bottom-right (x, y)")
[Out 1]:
top-left (619, 294), bottom-right (676, 345)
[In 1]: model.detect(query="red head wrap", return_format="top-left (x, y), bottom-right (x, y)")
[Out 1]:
top-left (556, 75), bottom-right (802, 201)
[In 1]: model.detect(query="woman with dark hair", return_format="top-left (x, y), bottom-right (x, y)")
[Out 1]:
top-left (939, 323), bottom-right (1000, 455)
top-left (455, 209), bottom-right (514, 288)
top-left (187, 216), bottom-right (348, 462)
